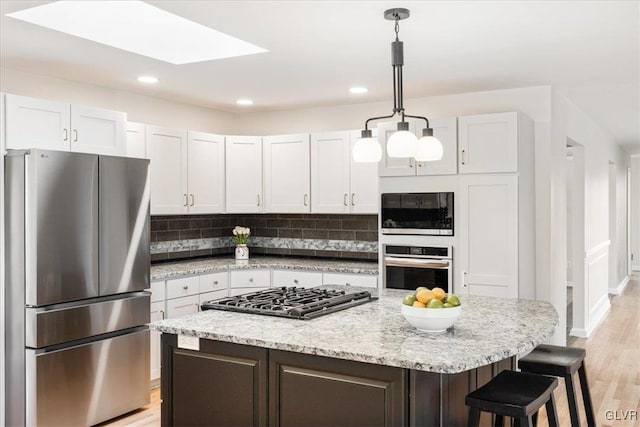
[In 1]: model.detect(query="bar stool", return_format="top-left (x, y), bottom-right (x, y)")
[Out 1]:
top-left (518, 344), bottom-right (596, 427)
top-left (465, 370), bottom-right (559, 427)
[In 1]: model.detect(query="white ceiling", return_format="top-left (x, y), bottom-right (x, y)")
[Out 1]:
top-left (1, 1), bottom-right (639, 152)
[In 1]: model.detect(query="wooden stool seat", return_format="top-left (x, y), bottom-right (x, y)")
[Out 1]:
top-left (465, 370), bottom-right (559, 427)
top-left (519, 344), bottom-right (596, 427)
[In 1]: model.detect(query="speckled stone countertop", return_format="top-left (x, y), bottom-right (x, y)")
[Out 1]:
top-left (151, 256), bottom-right (378, 281)
top-left (150, 288), bottom-right (558, 374)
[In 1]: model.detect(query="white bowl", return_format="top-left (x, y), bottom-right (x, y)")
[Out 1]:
top-left (401, 304), bottom-right (462, 332)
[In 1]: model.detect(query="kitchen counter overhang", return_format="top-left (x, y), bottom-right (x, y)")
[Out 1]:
top-left (150, 288), bottom-right (558, 374)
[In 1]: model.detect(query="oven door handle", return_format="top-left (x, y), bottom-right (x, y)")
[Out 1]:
top-left (384, 257), bottom-right (450, 269)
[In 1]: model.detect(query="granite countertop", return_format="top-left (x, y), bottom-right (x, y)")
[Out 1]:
top-left (151, 256), bottom-right (379, 281)
top-left (150, 288), bottom-right (558, 374)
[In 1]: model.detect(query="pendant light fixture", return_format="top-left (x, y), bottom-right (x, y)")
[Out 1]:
top-left (352, 8), bottom-right (443, 163)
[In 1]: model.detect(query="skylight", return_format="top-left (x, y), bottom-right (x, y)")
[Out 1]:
top-left (6, 1), bottom-right (268, 65)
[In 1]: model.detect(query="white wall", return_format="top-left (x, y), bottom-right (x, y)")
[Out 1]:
top-left (555, 93), bottom-right (632, 337)
top-left (632, 155), bottom-right (640, 271)
top-left (0, 67), bottom-right (239, 134)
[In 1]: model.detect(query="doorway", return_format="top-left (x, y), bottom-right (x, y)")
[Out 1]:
top-left (566, 142), bottom-right (585, 338)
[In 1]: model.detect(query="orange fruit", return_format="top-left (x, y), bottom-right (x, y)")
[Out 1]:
top-left (431, 287), bottom-right (446, 301)
top-left (412, 301), bottom-right (426, 308)
top-left (416, 289), bottom-right (436, 304)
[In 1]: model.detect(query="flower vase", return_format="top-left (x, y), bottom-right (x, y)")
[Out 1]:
top-left (235, 244), bottom-right (249, 260)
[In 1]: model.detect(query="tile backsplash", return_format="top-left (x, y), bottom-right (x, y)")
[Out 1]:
top-left (150, 214), bottom-right (378, 263)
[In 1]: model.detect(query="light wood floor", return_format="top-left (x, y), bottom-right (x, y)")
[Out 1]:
top-left (101, 275), bottom-right (640, 427)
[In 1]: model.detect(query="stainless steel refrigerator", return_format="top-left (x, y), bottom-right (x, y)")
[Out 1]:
top-left (4, 149), bottom-right (151, 426)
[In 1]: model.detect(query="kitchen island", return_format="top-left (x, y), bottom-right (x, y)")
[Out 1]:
top-left (151, 288), bottom-right (557, 426)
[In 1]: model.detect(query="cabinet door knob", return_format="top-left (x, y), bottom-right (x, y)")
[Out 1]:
top-left (409, 159), bottom-right (414, 168)
top-left (249, 278), bottom-right (254, 282)
top-left (345, 282), bottom-right (350, 286)
top-left (183, 285), bottom-right (188, 290)
top-left (418, 162), bottom-right (423, 168)
top-left (63, 128), bottom-right (68, 142)
top-left (213, 280), bottom-right (218, 285)
top-left (73, 129), bottom-right (78, 142)
top-left (293, 279), bottom-right (299, 284)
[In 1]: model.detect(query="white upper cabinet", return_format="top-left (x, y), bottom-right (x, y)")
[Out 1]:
top-left (226, 136), bottom-right (263, 213)
top-left (349, 130), bottom-right (379, 213)
top-left (417, 117), bottom-right (458, 176)
top-left (147, 125), bottom-right (188, 215)
top-left (311, 131), bottom-right (351, 213)
top-left (187, 131), bottom-right (225, 214)
top-left (5, 94), bottom-right (125, 155)
top-left (70, 104), bottom-right (126, 155)
top-left (126, 122), bottom-right (147, 159)
top-left (378, 118), bottom-right (458, 177)
top-left (263, 133), bottom-right (311, 213)
top-left (458, 112), bottom-right (518, 174)
top-left (458, 174), bottom-right (518, 298)
top-left (310, 130), bottom-right (378, 214)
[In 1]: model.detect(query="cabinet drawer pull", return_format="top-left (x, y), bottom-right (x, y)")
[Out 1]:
top-left (213, 280), bottom-right (218, 285)
top-left (183, 285), bottom-right (188, 290)
top-left (195, 303), bottom-right (200, 312)
top-left (418, 162), bottom-right (423, 168)
top-left (160, 310), bottom-right (165, 320)
top-left (249, 278), bottom-right (254, 282)
top-left (73, 129), bottom-right (78, 142)
top-left (63, 128), bottom-right (68, 142)
top-left (293, 279), bottom-right (299, 284)
top-left (461, 149), bottom-right (466, 165)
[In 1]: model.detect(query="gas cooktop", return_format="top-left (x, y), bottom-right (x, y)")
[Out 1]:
top-left (201, 287), bottom-right (376, 320)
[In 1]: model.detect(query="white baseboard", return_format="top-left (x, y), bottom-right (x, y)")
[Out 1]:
top-left (569, 327), bottom-right (588, 338)
top-left (609, 276), bottom-right (630, 295)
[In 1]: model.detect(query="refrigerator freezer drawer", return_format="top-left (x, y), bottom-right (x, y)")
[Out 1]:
top-left (26, 328), bottom-right (150, 427)
top-left (26, 293), bottom-right (150, 348)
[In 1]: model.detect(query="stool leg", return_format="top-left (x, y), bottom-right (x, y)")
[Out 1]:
top-left (545, 393), bottom-right (559, 427)
top-left (532, 411), bottom-right (538, 427)
top-left (468, 407), bottom-right (481, 427)
top-left (565, 374), bottom-right (581, 427)
top-left (494, 414), bottom-right (504, 427)
top-left (516, 416), bottom-right (533, 427)
top-left (578, 364), bottom-right (596, 427)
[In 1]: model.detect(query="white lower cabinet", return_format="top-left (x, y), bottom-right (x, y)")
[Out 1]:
top-left (229, 269), bottom-right (271, 288)
top-left (458, 175), bottom-right (518, 298)
top-left (166, 276), bottom-right (199, 300)
top-left (272, 270), bottom-right (323, 288)
top-left (322, 273), bottom-right (378, 289)
top-left (199, 272), bottom-right (229, 293)
top-left (166, 294), bottom-right (200, 318)
top-left (149, 301), bottom-right (165, 382)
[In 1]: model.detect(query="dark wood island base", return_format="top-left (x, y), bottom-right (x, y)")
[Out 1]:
top-left (161, 334), bottom-right (515, 427)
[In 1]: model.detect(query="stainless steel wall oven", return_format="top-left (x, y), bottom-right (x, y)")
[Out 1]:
top-left (384, 245), bottom-right (452, 292)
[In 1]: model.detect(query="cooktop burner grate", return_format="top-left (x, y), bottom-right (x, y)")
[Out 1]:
top-left (201, 287), bottom-right (376, 319)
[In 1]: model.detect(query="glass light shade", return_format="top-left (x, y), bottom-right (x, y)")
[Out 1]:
top-left (415, 135), bottom-right (444, 161)
top-left (352, 137), bottom-right (382, 162)
top-left (387, 130), bottom-right (418, 158)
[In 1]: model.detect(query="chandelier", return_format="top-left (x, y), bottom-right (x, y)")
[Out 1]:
top-left (352, 8), bottom-right (443, 163)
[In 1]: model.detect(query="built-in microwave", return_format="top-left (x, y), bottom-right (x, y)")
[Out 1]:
top-left (381, 192), bottom-right (454, 235)
top-left (384, 245), bottom-right (452, 292)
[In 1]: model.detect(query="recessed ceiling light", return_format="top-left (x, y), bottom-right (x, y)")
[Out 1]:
top-left (236, 99), bottom-right (254, 106)
top-left (137, 75), bottom-right (159, 84)
top-left (349, 87), bottom-right (368, 94)
top-left (6, 1), bottom-right (268, 65)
